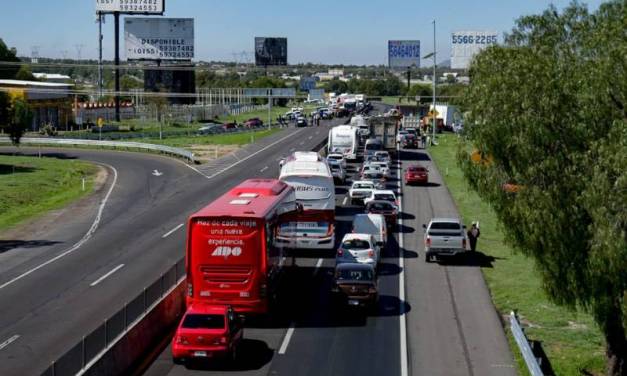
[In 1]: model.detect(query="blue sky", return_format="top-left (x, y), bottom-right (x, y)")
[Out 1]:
top-left (0, 0), bottom-right (605, 65)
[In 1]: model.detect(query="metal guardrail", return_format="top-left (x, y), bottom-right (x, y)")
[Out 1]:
top-left (40, 259), bottom-right (185, 376)
top-left (0, 137), bottom-right (195, 164)
top-left (510, 311), bottom-right (544, 376)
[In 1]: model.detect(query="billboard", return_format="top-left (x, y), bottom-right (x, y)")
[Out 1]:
top-left (255, 37), bottom-right (288, 66)
top-left (388, 40), bottom-right (421, 68)
top-left (125, 18), bottom-right (194, 60)
top-left (309, 89), bottom-right (325, 101)
top-left (144, 67), bottom-right (195, 105)
top-left (300, 77), bottom-right (317, 91)
top-left (96, 0), bottom-right (165, 14)
top-left (451, 31), bottom-right (498, 69)
top-left (243, 88), bottom-right (296, 98)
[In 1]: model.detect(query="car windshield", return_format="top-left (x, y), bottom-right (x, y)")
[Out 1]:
top-left (375, 194), bottom-right (395, 201)
top-left (342, 239), bottom-right (371, 250)
top-left (353, 183), bottom-right (373, 189)
top-left (182, 314), bottom-right (225, 329)
top-left (369, 202), bottom-right (394, 210)
top-left (336, 268), bottom-right (374, 281)
top-left (431, 222), bottom-right (461, 230)
top-left (410, 167), bottom-right (427, 172)
top-left (365, 172), bottom-right (383, 179)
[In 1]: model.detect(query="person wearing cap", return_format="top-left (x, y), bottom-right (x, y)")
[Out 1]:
top-left (467, 222), bottom-right (480, 252)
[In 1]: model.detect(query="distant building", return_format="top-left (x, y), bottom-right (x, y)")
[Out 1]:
top-left (33, 73), bottom-right (72, 83)
top-left (0, 79), bottom-right (73, 130)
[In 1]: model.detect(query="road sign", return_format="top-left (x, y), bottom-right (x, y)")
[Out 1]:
top-left (96, 0), bottom-right (165, 14)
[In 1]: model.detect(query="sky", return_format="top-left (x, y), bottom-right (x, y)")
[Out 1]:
top-left (0, 0), bottom-right (606, 66)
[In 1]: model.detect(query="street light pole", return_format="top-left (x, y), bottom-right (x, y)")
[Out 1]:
top-left (432, 19), bottom-right (437, 145)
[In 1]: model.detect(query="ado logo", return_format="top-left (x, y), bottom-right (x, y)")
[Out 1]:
top-left (211, 246), bottom-right (242, 257)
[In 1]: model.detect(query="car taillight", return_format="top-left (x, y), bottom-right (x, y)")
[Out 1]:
top-left (426, 237), bottom-right (431, 247)
top-left (337, 248), bottom-right (344, 256)
top-left (187, 282), bottom-right (193, 297)
top-left (259, 283), bottom-right (267, 298)
top-left (368, 250), bottom-right (374, 257)
top-left (176, 336), bottom-right (189, 345)
top-left (368, 287), bottom-right (377, 294)
top-left (213, 336), bottom-right (228, 345)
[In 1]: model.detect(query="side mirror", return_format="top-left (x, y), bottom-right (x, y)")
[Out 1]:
top-left (422, 224), bottom-right (427, 229)
top-left (462, 225), bottom-right (467, 229)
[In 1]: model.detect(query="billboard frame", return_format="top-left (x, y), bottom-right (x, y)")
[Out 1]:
top-left (95, 0), bottom-right (166, 15)
top-left (124, 17), bottom-right (194, 61)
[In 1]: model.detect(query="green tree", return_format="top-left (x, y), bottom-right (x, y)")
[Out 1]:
top-left (0, 38), bottom-right (20, 79)
top-left (459, 2), bottom-right (627, 374)
top-left (8, 99), bottom-right (33, 145)
top-left (15, 65), bottom-right (35, 81)
top-left (0, 91), bottom-right (10, 131)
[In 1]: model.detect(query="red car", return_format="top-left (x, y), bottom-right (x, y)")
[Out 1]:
top-left (222, 122), bottom-right (237, 130)
top-left (405, 165), bottom-right (429, 185)
top-left (244, 118), bottom-right (264, 128)
top-left (172, 304), bottom-right (243, 364)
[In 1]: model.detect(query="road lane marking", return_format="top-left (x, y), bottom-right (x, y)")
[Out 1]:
top-left (278, 324), bottom-right (296, 354)
top-left (397, 144), bottom-right (409, 376)
top-left (308, 136), bottom-right (313, 140)
top-left (260, 166), bottom-right (269, 173)
top-left (313, 258), bottom-right (324, 276)
top-left (299, 141), bottom-right (304, 145)
top-left (90, 264), bottom-right (125, 287)
top-left (0, 163), bottom-right (119, 291)
top-left (0, 335), bottom-right (19, 351)
top-left (183, 129), bottom-right (305, 180)
top-left (162, 223), bottom-right (184, 238)
top-left (289, 148), bottom-right (295, 152)
top-left (342, 197), bottom-right (348, 205)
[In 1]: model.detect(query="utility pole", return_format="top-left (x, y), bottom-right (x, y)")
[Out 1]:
top-left (432, 19), bottom-right (437, 144)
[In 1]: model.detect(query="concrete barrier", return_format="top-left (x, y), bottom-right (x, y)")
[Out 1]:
top-left (81, 281), bottom-right (185, 376)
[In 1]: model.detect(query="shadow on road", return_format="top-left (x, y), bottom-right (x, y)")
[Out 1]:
top-left (437, 251), bottom-right (505, 268)
top-left (0, 240), bottom-right (62, 254)
top-left (183, 339), bottom-right (274, 372)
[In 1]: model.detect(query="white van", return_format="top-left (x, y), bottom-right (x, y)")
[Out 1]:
top-left (352, 214), bottom-right (387, 247)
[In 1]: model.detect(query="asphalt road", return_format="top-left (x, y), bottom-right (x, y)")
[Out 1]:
top-left (143, 108), bottom-right (516, 376)
top-left (0, 122), bottom-right (335, 375)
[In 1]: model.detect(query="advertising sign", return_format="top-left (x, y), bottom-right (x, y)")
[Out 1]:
top-left (243, 88), bottom-right (296, 98)
top-left (255, 37), bottom-right (288, 66)
top-left (96, 0), bottom-right (165, 14)
top-left (388, 40), bottom-right (421, 68)
top-left (309, 89), bottom-right (325, 101)
top-left (125, 18), bottom-right (194, 60)
top-left (300, 77), bottom-right (317, 91)
top-left (451, 31), bottom-right (498, 69)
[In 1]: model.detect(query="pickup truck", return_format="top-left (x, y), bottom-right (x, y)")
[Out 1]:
top-left (422, 218), bottom-right (467, 262)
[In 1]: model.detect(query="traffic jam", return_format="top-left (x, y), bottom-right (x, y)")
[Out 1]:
top-left (170, 109), bottom-right (462, 365)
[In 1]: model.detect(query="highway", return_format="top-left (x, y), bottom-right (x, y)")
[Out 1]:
top-left (0, 121), bottom-right (336, 375)
top-left (143, 105), bottom-right (516, 376)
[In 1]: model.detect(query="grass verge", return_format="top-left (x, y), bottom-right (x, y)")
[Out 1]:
top-left (141, 128), bottom-right (283, 148)
top-left (428, 133), bottom-right (606, 376)
top-left (0, 155), bottom-right (99, 232)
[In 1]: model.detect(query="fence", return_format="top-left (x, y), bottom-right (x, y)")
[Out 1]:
top-left (0, 137), bottom-right (195, 163)
top-left (40, 259), bottom-right (185, 376)
top-left (510, 311), bottom-right (544, 376)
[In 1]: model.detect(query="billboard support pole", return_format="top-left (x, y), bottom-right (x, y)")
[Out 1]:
top-left (98, 12), bottom-right (103, 100)
top-left (114, 12), bottom-right (121, 122)
top-left (268, 90), bottom-right (272, 130)
top-left (432, 19), bottom-right (437, 144)
top-left (406, 66), bottom-right (411, 98)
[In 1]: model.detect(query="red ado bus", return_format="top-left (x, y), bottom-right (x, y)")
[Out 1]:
top-left (185, 179), bottom-right (298, 314)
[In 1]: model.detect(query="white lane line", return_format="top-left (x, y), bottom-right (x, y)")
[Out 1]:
top-left (299, 141), bottom-right (305, 145)
top-left (183, 129), bottom-right (305, 180)
top-left (0, 335), bottom-right (20, 351)
top-left (260, 166), bottom-right (269, 173)
top-left (0, 163), bottom-right (119, 291)
top-left (313, 258), bottom-right (324, 276)
top-left (278, 324), bottom-right (296, 354)
top-left (308, 136), bottom-right (313, 140)
top-left (162, 223), bottom-right (184, 239)
top-left (90, 264), bottom-right (125, 287)
top-left (289, 148), bottom-right (295, 152)
top-left (397, 144), bottom-right (409, 376)
top-left (342, 197), bottom-right (348, 206)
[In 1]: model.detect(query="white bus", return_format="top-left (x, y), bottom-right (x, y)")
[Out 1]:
top-left (278, 158), bottom-right (336, 249)
top-left (328, 125), bottom-right (359, 161)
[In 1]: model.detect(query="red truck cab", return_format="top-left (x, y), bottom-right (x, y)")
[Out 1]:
top-left (172, 304), bottom-right (243, 364)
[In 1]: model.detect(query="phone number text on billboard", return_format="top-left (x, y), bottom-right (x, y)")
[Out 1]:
top-left (452, 34), bottom-right (497, 44)
top-left (96, 0), bottom-right (165, 14)
top-left (389, 44), bottom-right (420, 58)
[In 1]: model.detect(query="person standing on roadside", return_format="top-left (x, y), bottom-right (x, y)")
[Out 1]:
top-left (467, 222), bottom-right (480, 252)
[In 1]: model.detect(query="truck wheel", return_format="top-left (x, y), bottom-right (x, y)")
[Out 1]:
top-left (425, 252), bottom-right (433, 263)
